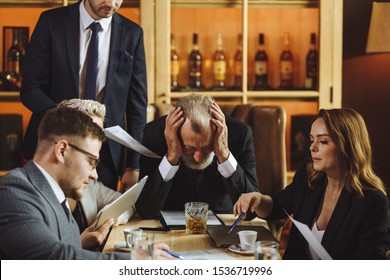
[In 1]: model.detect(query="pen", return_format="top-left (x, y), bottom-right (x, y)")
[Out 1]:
top-left (163, 249), bottom-right (185, 259)
top-left (228, 211), bottom-right (245, 233)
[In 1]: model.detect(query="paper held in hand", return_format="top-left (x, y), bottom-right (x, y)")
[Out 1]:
top-left (284, 209), bottom-right (333, 260)
top-left (104, 125), bottom-right (161, 158)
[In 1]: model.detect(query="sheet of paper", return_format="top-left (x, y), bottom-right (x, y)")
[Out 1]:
top-left (177, 250), bottom-right (236, 260)
top-left (160, 210), bottom-right (223, 226)
top-left (104, 125), bottom-right (161, 158)
top-left (287, 215), bottom-right (333, 260)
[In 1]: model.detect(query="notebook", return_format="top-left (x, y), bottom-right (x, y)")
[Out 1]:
top-left (207, 225), bottom-right (278, 247)
top-left (93, 175), bottom-right (148, 230)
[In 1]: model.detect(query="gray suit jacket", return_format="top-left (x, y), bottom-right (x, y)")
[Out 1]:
top-left (82, 180), bottom-right (121, 226)
top-left (0, 162), bottom-right (129, 259)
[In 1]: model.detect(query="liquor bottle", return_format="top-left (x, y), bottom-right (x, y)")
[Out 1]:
top-left (305, 33), bottom-right (318, 89)
top-left (233, 33), bottom-right (243, 90)
top-left (279, 32), bottom-right (294, 89)
top-left (253, 33), bottom-right (269, 90)
top-left (17, 31), bottom-right (26, 79)
top-left (188, 33), bottom-right (203, 89)
top-left (170, 33), bottom-right (180, 91)
top-left (7, 29), bottom-right (21, 78)
top-left (213, 33), bottom-right (226, 89)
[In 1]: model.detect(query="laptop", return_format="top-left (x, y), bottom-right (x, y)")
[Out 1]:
top-left (93, 175), bottom-right (148, 230)
top-left (207, 225), bottom-right (278, 247)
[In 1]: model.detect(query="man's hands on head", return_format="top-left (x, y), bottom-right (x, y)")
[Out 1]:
top-left (80, 218), bottom-right (114, 250)
top-left (211, 103), bottom-right (230, 164)
top-left (165, 106), bottom-right (185, 165)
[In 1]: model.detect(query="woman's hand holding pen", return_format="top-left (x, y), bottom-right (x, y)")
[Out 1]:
top-left (233, 192), bottom-right (263, 219)
top-left (234, 192), bottom-right (274, 219)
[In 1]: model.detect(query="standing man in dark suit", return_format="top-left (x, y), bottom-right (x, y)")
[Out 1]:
top-left (20, 0), bottom-right (147, 191)
top-left (136, 94), bottom-right (259, 219)
top-left (0, 107), bottom-right (172, 259)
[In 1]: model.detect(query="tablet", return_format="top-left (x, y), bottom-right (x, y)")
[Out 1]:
top-left (93, 175), bottom-right (148, 230)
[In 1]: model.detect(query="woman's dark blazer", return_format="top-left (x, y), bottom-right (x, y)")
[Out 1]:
top-left (267, 164), bottom-right (390, 259)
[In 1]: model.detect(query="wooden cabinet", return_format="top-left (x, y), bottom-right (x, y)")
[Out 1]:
top-left (142, 0), bottom-right (342, 107)
top-left (140, 0), bottom-right (343, 171)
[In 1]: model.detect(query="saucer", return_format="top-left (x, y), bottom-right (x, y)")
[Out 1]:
top-left (114, 242), bottom-right (131, 253)
top-left (228, 244), bottom-right (254, 255)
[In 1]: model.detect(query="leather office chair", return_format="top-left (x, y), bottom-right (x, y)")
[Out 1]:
top-left (220, 105), bottom-right (288, 240)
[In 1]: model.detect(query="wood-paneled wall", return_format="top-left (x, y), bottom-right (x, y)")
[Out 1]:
top-left (343, 0), bottom-right (390, 191)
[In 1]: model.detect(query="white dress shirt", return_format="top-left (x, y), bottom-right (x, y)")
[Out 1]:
top-left (159, 153), bottom-right (238, 182)
top-left (309, 222), bottom-right (325, 260)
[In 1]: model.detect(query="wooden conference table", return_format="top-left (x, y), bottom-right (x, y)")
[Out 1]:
top-left (103, 214), bottom-right (273, 259)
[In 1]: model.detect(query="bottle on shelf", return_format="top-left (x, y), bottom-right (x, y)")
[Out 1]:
top-left (253, 33), bottom-right (269, 90)
top-left (17, 31), bottom-right (26, 77)
top-left (7, 29), bottom-right (21, 81)
top-left (170, 33), bottom-right (181, 92)
top-left (212, 32), bottom-right (227, 90)
top-left (232, 33), bottom-right (243, 90)
top-left (2, 29), bottom-right (24, 91)
top-left (279, 32), bottom-right (294, 89)
top-left (188, 33), bottom-right (203, 90)
top-left (305, 33), bottom-right (318, 90)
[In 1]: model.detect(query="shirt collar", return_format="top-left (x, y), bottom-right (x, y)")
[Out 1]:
top-left (79, 0), bottom-right (112, 31)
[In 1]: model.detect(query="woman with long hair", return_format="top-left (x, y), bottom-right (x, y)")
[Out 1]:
top-left (234, 108), bottom-right (390, 259)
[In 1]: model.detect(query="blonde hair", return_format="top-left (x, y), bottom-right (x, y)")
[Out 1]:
top-left (175, 94), bottom-right (214, 133)
top-left (57, 99), bottom-right (106, 119)
top-left (308, 108), bottom-right (387, 197)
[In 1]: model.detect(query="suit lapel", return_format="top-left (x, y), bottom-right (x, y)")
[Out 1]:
top-left (105, 14), bottom-right (123, 93)
top-left (322, 188), bottom-right (353, 249)
top-left (297, 183), bottom-right (326, 226)
top-left (24, 161), bottom-right (60, 208)
top-left (24, 162), bottom-right (75, 232)
top-left (64, 3), bottom-right (81, 93)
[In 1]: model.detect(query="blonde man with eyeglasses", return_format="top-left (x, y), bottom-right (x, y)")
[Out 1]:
top-left (58, 99), bottom-right (134, 250)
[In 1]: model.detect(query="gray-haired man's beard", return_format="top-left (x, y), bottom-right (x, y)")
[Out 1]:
top-left (181, 152), bottom-right (215, 170)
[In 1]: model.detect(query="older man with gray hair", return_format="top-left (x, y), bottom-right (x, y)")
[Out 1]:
top-left (136, 94), bottom-right (259, 219)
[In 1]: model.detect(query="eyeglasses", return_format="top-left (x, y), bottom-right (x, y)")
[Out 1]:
top-left (67, 143), bottom-right (100, 170)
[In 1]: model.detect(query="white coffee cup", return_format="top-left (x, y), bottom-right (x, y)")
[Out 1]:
top-left (123, 228), bottom-right (142, 248)
top-left (237, 230), bottom-right (258, 251)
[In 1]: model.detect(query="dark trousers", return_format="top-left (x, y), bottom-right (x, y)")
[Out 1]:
top-left (97, 142), bottom-right (119, 191)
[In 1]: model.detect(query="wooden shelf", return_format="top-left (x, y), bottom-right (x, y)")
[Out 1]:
top-left (171, 0), bottom-right (319, 8)
top-left (0, 0), bottom-right (139, 8)
top-left (0, 170), bottom-right (11, 177)
top-left (0, 91), bottom-right (20, 102)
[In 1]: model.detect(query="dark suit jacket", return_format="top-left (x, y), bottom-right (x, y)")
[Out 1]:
top-left (20, 1), bottom-right (147, 172)
top-left (136, 116), bottom-right (260, 219)
top-left (267, 164), bottom-right (390, 259)
top-left (0, 162), bottom-right (128, 259)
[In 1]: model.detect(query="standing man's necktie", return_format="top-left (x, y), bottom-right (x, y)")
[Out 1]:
top-left (84, 22), bottom-right (101, 100)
